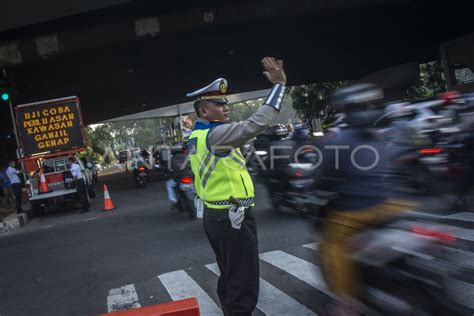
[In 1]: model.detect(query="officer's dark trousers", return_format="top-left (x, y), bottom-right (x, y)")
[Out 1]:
top-left (76, 178), bottom-right (90, 211)
top-left (11, 183), bottom-right (22, 213)
top-left (203, 207), bottom-right (259, 316)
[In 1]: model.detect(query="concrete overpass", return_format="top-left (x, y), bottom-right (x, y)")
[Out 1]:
top-left (0, 0), bottom-right (473, 129)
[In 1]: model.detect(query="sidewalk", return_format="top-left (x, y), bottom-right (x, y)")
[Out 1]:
top-left (0, 208), bottom-right (29, 234)
top-left (0, 189), bottom-right (31, 235)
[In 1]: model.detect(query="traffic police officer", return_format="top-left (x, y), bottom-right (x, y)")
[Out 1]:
top-left (187, 57), bottom-right (287, 315)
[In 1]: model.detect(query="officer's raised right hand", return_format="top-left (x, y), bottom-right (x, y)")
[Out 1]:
top-left (261, 57), bottom-right (286, 86)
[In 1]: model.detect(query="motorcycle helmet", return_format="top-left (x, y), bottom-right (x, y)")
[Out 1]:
top-left (330, 83), bottom-right (385, 127)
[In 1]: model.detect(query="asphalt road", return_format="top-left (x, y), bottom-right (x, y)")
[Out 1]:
top-left (0, 170), bottom-right (473, 315)
top-left (0, 170), bottom-right (317, 315)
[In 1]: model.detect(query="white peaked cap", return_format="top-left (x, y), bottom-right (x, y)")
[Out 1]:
top-left (186, 78), bottom-right (228, 104)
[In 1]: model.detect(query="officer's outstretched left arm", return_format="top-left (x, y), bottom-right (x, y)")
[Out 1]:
top-left (208, 57), bottom-right (287, 151)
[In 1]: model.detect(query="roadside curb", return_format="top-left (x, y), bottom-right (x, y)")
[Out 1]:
top-left (0, 212), bottom-right (29, 235)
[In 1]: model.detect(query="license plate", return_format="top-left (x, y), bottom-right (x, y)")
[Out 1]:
top-left (180, 183), bottom-right (194, 190)
top-left (289, 179), bottom-right (313, 188)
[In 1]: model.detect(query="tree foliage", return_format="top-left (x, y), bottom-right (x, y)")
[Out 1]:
top-left (290, 81), bottom-right (350, 122)
top-left (86, 124), bottom-right (113, 155)
top-left (229, 99), bottom-right (261, 122)
top-left (85, 117), bottom-right (179, 159)
top-left (288, 61), bottom-right (447, 124)
top-left (132, 119), bottom-right (165, 147)
top-left (406, 61), bottom-right (446, 100)
top-left (230, 96), bottom-right (297, 124)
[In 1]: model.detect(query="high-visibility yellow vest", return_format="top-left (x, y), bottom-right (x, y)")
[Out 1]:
top-left (188, 123), bottom-right (254, 209)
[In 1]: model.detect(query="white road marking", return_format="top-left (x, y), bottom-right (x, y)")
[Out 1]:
top-left (260, 251), bottom-right (334, 299)
top-left (206, 263), bottom-right (316, 316)
top-left (302, 243), bottom-right (319, 251)
top-left (42, 225), bottom-right (53, 229)
top-left (84, 217), bottom-right (98, 221)
top-left (107, 284), bottom-right (141, 312)
top-left (449, 226), bottom-right (474, 242)
top-left (158, 270), bottom-right (222, 315)
top-left (445, 212), bottom-right (474, 223)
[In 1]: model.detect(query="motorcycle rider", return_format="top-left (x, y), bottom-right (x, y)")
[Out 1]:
top-left (250, 125), bottom-right (288, 174)
top-left (141, 148), bottom-right (150, 159)
top-left (269, 125), bottom-right (293, 167)
top-left (263, 125), bottom-right (296, 193)
top-left (131, 151), bottom-right (150, 179)
top-left (314, 84), bottom-right (418, 313)
top-left (165, 142), bottom-right (191, 209)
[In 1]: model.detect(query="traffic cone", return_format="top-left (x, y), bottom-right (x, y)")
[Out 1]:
top-left (103, 184), bottom-right (116, 211)
top-left (39, 169), bottom-right (52, 194)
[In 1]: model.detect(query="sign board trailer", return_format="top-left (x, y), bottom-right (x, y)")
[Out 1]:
top-left (15, 96), bottom-right (95, 215)
top-left (16, 96), bottom-right (86, 157)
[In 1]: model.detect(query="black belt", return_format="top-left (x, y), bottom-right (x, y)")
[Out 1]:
top-left (206, 198), bottom-right (254, 207)
top-left (204, 206), bottom-right (253, 222)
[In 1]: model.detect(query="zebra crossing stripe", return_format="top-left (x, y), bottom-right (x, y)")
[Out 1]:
top-left (260, 251), bottom-right (335, 300)
top-left (302, 243), bottom-right (319, 251)
top-left (205, 263), bottom-right (317, 316)
top-left (107, 284), bottom-right (141, 312)
top-left (446, 226), bottom-right (474, 241)
top-left (445, 212), bottom-right (474, 223)
top-left (158, 270), bottom-right (222, 316)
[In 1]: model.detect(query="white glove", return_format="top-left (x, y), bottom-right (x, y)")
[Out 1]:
top-left (228, 206), bottom-right (245, 230)
top-left (195, 196), bottom-right (204, 219)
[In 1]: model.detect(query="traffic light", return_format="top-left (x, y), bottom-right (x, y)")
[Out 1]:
top-left (1, 91), bottom-right (9, 101)
top-left (0, 76), bottom-right (13, 104)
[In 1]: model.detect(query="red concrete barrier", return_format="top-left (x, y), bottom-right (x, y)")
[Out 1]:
top-left (99, 297), bottom-right (200, 316)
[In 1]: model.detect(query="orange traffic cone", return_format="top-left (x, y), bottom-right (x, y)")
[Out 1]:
top-left (103, 184), bottom-right (116, 211)
top-left (39, 169), bottom-right (52, 194)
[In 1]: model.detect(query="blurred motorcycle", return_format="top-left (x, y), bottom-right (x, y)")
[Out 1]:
top-left (173, 175), bottom-right (197, 219)
top-left (264, 162), bottom-right (336, 217)
top-left (166, 143), bottom-right (197, 219)
top-left (346, 213), bottom-right (471, 315)
top-left (134, 166), bottom-right (149, 188)
top-left (380, 91), bottom-right (474, 198)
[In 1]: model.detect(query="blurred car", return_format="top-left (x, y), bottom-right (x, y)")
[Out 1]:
top-left (408, 106), bottom-right (444, 134)
top-left (382, 99), bottom-right (444, 136)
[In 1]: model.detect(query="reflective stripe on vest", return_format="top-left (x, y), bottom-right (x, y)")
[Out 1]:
top-left (188, 128), bottom-right (254, 209)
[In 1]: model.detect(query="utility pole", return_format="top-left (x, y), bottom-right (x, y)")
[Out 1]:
top-left (2, 69), bottom-right (20, 151)
top-left (3, 68), bottom-right (26, 183)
